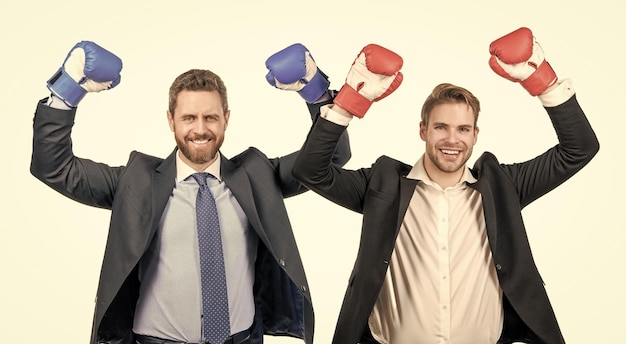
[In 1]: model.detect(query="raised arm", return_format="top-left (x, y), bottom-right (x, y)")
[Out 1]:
top-left (264, 43), bottom-right (353, 166)
top-left (30, 41), bottom-right (125, 208)
top-left (488, 27), bottom-right (600, 206)
top-left (291, 44), bottom-right (404, 211)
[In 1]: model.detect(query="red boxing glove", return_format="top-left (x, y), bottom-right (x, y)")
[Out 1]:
top-left (489, 27), bottom-right (557, 96)
top-left (334, 44), bottom-right (403, 118)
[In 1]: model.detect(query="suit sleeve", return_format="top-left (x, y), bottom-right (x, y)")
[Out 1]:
top-left (30, 98), bottom-right (124, 209)
top-left (293, 116), bottom-right (370, 213)
top-left (503, 92), bottom-right (600, 208)
top-left (306, 93), bottom-right (351, 167)
top-left (273, 95), bottom-right (353, 198)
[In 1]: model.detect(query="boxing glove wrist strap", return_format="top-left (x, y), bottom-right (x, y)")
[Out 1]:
top-left (47, 69), bottom-right (87, 107)
top-left (520, 61), bottom-right (557, 96)
top-left (299, 69), bottom-right (330, 103)
top-left (334, 85), bottom-right (372, 118)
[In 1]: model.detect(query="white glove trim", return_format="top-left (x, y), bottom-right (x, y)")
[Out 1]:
top-left (321, 104), bottom-right (352, 126)
top-left (46, 94), bottom-right (73, 110)
top-left (538, 78), bottom-right (575, 107)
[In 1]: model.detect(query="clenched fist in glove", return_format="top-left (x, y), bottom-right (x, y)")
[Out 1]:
top-left (489, 27), bottom-right (557, 96)
top-left (265, 43), bottom-right (330, 103)
top-left (334, 44), bottom-right (403, 118)
top-left (47, 41), bottom-right (123, 107)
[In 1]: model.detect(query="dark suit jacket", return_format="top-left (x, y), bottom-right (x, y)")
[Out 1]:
top-left (30, 99), bottom-right (350, 344)
top-left (293, 95), bottom-right (599, 344)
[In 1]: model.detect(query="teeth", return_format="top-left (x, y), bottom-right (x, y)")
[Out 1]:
top-left (192, 139), bottom-right (209, 144)
top-left (441, 149), bottom-right (459, 155)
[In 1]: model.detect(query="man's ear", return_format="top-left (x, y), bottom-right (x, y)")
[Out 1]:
top-left (167, 110), bottom-right (174, 132)
top-left (224, 110), bottom-right (230, 130)
top-left (419, 121), bottom-right (427, 141)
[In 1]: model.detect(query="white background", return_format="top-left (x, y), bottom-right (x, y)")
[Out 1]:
top-left (1, 1), bottom-right (624, 343)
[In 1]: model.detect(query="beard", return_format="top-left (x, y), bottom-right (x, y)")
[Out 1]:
top-left (175, 133), bottom-right (222, 165)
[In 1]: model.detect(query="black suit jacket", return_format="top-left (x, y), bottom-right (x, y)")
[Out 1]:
top-left (293, 95), bottom-right (599, 344)
top-left (30, 99), bottom-right (350, 344)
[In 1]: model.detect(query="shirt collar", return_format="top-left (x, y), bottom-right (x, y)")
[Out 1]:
top-left (175, 149), bottom-right (222, 182)
top-left (406, 154), bottom-right (477, 188)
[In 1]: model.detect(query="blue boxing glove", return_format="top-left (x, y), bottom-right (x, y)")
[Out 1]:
top-left (265, 43), bottom-right (329, 103)
top-left (47, 41), bottom-right (123, 107)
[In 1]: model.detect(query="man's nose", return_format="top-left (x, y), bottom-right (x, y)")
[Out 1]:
top-left (194, 118), bottom-right (208, 133)
top-left (446, 128), bottom-right (458, 142)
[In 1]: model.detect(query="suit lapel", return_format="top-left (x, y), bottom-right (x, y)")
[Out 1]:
top-left (220, 155), bottom-right (270, 246)
top-left (468, 178), bottom-right (498, 254)
top-left (397, 177), bottom-right (419, 231)
top-left (151, 149), bottom-right (177, 235)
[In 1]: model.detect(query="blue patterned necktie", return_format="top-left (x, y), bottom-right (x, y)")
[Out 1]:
top-left (191, 172), bottom-right (231, 344)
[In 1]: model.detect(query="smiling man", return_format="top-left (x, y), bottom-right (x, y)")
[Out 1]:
top-left (168, 83), bottom-right (229, 170)
top-left (30, 42), bottom-right (351, 344)
top-left (292, 28), bottom-right (599, 344)
top-left (419, 85), bottom-right (480, 189)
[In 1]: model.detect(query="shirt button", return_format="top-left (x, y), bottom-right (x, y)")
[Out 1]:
top-left (300, 285), bottom-right (307, 292)
top-left (495, 264), bottom-right (502, 271)
top-left (279, 259), bottom-right (286, 267)
top-left (442, 305), bottom-right (448, 310)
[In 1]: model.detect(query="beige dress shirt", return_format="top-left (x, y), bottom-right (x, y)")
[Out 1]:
top-left (368, 156), bottom-right (503, 344)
